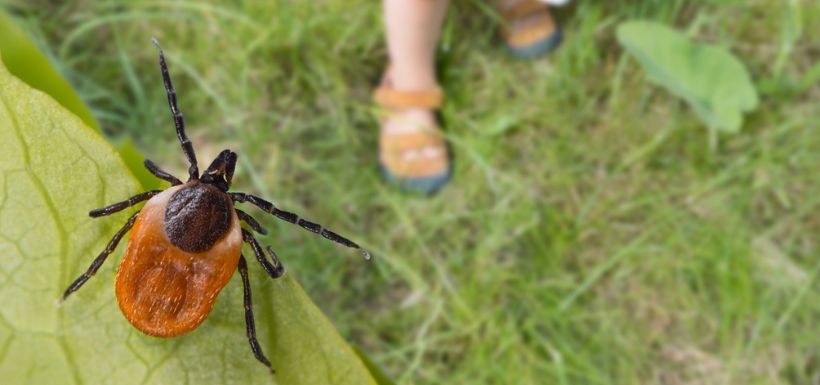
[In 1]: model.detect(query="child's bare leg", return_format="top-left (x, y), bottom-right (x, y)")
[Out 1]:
top-left (382, 0), bottom-right (450, 134)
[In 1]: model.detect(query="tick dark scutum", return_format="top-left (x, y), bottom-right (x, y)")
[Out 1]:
top-left (164, 181), bottom-right (233, 253)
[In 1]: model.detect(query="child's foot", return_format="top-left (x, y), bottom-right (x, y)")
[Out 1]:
top-left (498, 0), bottom-right (562, 59)
top-left (374, 70), bottom-right (451, 194)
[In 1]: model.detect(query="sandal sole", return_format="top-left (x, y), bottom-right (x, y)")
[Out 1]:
top-left (505, 28), bottom-right (562, 59)
top-left (380, 162), bottom-right (452, 195)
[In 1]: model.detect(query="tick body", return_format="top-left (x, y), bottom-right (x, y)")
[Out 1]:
top-left (115, 183), bottom-right (241, 337)
top-left (62, 39), bottom-right (370, 373)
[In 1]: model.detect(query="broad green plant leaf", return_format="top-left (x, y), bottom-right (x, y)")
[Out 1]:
top-left (0, 11), bottom-right (158, 189)
top-left (0, 55), bottom-right (379, 384)
top-left (0, 11), bottom-right (98, 131)
top-left (353, 345), bottom-right (397, 385)
top-left (616, 20), bottom-right (759, 133)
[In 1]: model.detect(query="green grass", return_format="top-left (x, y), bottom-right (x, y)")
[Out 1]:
top-left (5, 0), bottom-right (819, 383)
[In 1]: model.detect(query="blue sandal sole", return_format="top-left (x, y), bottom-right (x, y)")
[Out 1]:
top-left (505, 28), bottom-right (562, 59)
top-left (379, 163), bottom-right (452, 195)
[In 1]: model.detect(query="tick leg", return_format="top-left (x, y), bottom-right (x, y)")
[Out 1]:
top-left (152, 38), bottom-right (198, 181)
top-left (242, 228), bottom-right (284, 279)
top-left (144, 159), bottom-right (182, 185)
top-left (89, 190), bottom-right (162, 218)
top-left (237, 255), bottom-right (274, 373)
top-left (236, 209), bottom-right (268, 235)
top-left (231, 192), bottom-right (371, 260)
top-left (62, 211), bottom-right (140, 300)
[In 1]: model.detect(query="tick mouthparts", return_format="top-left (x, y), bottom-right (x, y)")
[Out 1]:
top-left (362, 250), bottom-right (372, 261)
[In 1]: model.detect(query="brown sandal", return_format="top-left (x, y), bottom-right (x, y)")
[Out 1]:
top-left (373, 69), bottom-right (452, 193)
top-left (499, 0), bottom-right (562, 59)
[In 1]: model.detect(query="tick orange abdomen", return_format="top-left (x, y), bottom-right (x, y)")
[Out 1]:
top-left (115, 185), bottom-right (242, 337)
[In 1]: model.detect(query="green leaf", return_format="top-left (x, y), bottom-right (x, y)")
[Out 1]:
top-left (616, 20), bottom-right (759, 133)
top-left (0, 54), bottom-right (380, 384)
top-left (114, 137), bottom-right (162, 190)
top-left (0, 11), bottom-right (99, 132)
top-left (0, 11), bottom-right (159, 190)
top-left (353, 345), bottom-right (397, 385)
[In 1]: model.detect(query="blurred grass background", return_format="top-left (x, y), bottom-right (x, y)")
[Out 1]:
top-left (2, 0), bottom-right (819, 383)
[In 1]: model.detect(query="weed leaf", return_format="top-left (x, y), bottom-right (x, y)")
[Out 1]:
top-left (617, 20), bottom-right (758, 133)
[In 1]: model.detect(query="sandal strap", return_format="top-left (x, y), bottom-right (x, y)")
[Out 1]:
top-left (501, 0), bottom-right (547, 21)
top-left (380, 130), bottom-right (445, 153)
top-left (374, 86), bottom-right (443, 109)
top-left (501, 12), bottom-right (556, 45)
top-left (380, 131), bottom-right (448, 178)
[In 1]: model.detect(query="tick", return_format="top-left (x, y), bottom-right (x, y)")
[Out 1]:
top-left (62, 39), bottom-right (370, 373)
